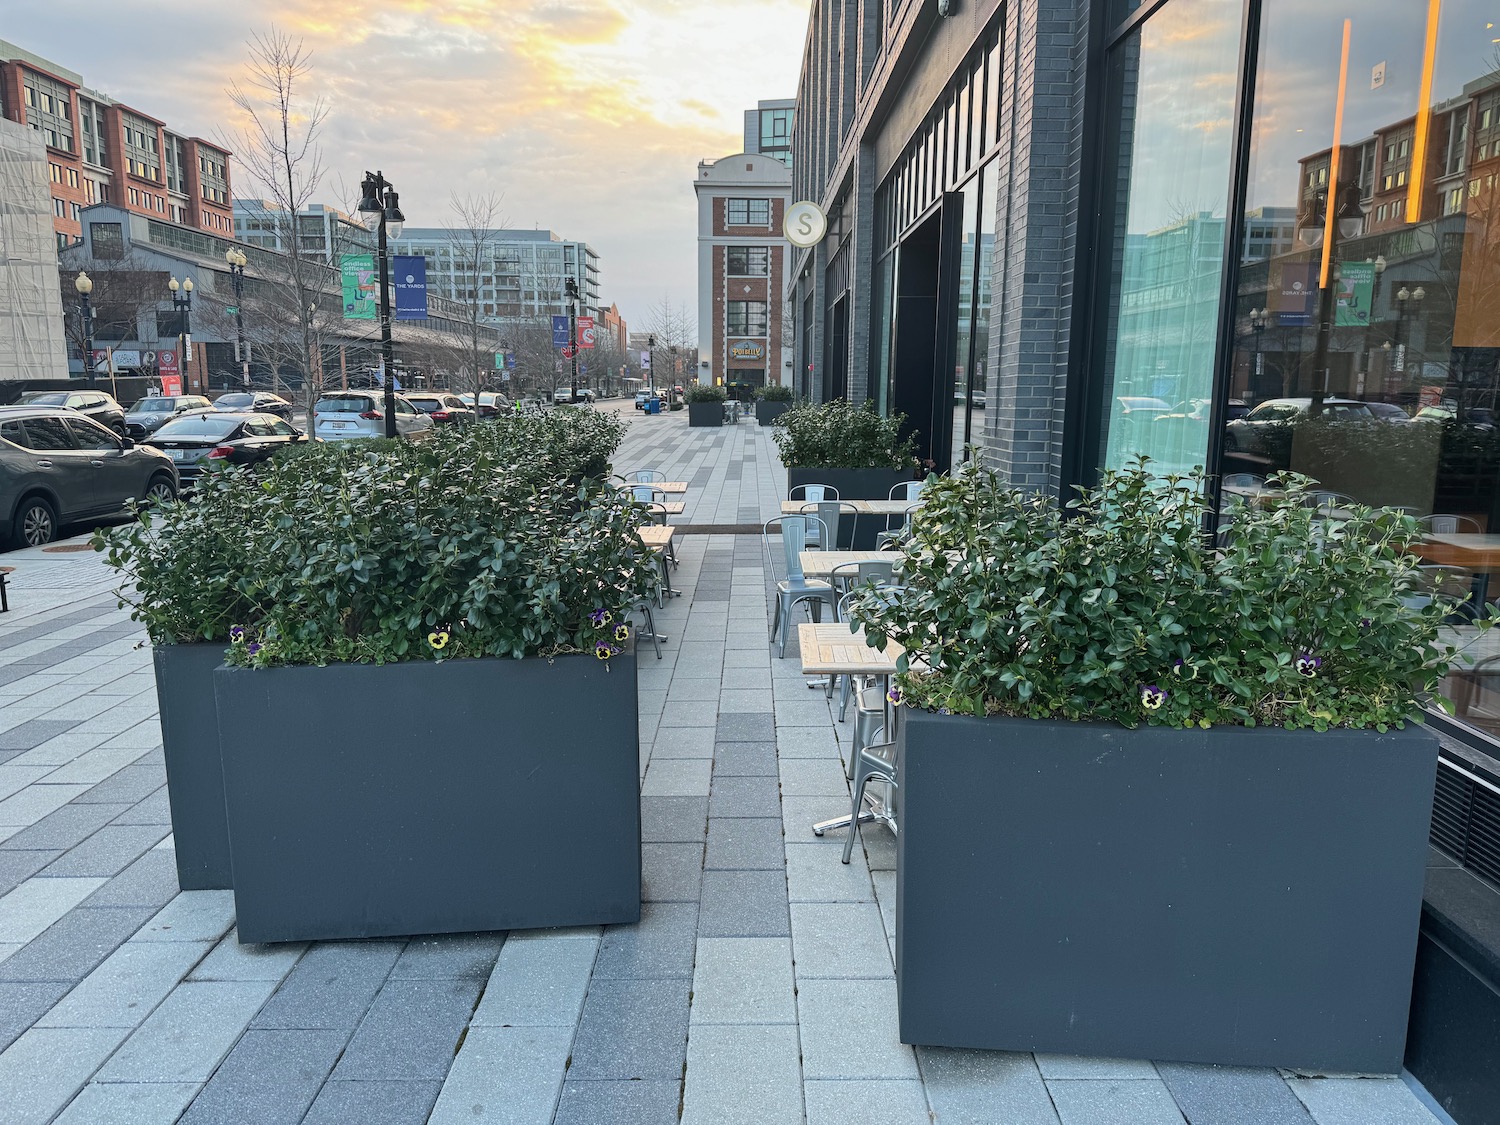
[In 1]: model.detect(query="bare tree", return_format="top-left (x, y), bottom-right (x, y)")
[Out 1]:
top-left (641, 296), bottom-right (697, 397)
top-left (223, 29), bottom-right (329, 421)
top-left (443, 192), bottom-right (508, 410)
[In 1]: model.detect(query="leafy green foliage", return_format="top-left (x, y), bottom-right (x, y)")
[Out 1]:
top-left (95, 410), bottom-right (657, 667)
top-left (852, 458), bottom-right (1493, 731)
top-left (684, 384), bottom-right (727, 404)
top-left (772, 400), bottom-right (917, 470)
top-left (755, 384), bottom-right (794, 402)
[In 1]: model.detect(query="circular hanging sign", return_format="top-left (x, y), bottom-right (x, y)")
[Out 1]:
top-left (783, 201), bottom-right (828, 248)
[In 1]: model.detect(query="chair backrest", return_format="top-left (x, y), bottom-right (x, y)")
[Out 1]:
top-left (890, 480), bottom-right (925, 502)
top-left (631, 485), bottom-right (664, 505)
top-left (1423, 513), bottom-right (1481, 535)
top-left (631, 470), bottom-right (665, 483)
top-left (789, 483), bottom-right (838, 502)
top-left (763, 515), bottom-right (831, 584)
top-left (857, 560), bottom-right (895, 585)
top-left (817, 500), bottom-right (842, 546)
top-left (1222, 473), bottom-right (1265, 490)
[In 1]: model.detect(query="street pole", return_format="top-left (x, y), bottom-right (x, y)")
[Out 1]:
top-left (74, 272), bottom-right (94, 387)
top-left (566, 276), bottom-right (579, 402)
top-left (168, 276), bottom-right (194, 393)
top-left (648, 334), bottom-right (656, 394)
top-left (358, 171), bottom-right (406, 439)
top-left (1299, 180), bottom-right (1360, 410)
top-left (226, 249), bottom-right (250, 389)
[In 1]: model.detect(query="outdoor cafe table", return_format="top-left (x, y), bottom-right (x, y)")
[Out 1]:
top-left (655, 482), bottom-right (689, 495)
top-left (645, 501), bottom-right (686, 515)
top-left (635, 525), bottom-right (680, 599)
top-left (798, 550), bottom-right (896, 579)
top-left (1412, 533), bottom-right (1500, 604)
top-left (798, 622), bottom-right (904, 839)
top-left (779, 499), bottom-right (919, 516)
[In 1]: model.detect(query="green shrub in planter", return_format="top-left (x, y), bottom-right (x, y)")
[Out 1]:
top-left (669, 401), bottom-right (684, 411)
top-left (755, 384), bottom-right (794, 402)
top-left (772, 399), bottom-right (916, 471)
top-left (684, 384), bottom-right (727, 404)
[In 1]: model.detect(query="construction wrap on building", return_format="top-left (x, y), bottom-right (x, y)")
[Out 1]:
top-left (0, 116), bottom-right (68, 381)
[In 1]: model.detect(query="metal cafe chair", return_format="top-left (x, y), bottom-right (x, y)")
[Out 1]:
top-left (889, 480), bottom-right (927, 502)
top-left (839, 737), bottom-right (899, 865)
top-left (1421, 514), bottom-right (1482, 535)
top-left (788, 483), bottom-right (840, 503)
top-left (822, 562), bottom-right (898, 721)
top-left (799, 500), bottom-right (860, 551)
top-left (1404, 564), bottom-right (1479, 623)
top-left (631, 485), bottom-right (677, 569)
top-left (629, 469), bottom-right (666, 483)
top-left (764, 515), bottom-right (837, 658)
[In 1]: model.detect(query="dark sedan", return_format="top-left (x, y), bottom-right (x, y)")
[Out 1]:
top-left (145, 412), bottom-right (305, 487)
top-left (212, 391), bottom-right (295, 420)
top-left (16, 390), bottom-right (127, 434)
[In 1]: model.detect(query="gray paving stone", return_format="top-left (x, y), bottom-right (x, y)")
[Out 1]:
top-left (0, 979), bottom-right (71, 1051)
top-left (471, 931), bottom-right (598, 1027)
top-left (642, 757), bottom-right (713, 797)
top-left (188, 937), bottom-right (307, 982)
top-left (0, 848), bottom-right (63, 896)
top-left (918, 1048), bottom-right (1064, 1125)
top-left (0, 719), bottom-right (84, 751)
top-left (72, 764), bottom-right (164, 806)
top-left (330, 976), bottom-right (485, 1080)
top-left (39, 939), bottom-right (210, 1029)
top-left (641, 796), bottom-right (708, 843)
top-left (1285, 1077), bottom-right (1442, 1125)
top-left (680, 1023), bottom-right (804, 1125)
top-left (774, 725), bottom-right (844, 759)
top-left (0, 1025), bottom-right (132, 1125)
top-left (804, 1079), bottom-right (931, 1124)
top-left (79, 850), bottom-right (180, 909)
top-left (797, 978), bottom-right (919, 1080)
top-left (690, 937), bottom-right (796, 1025)
top-left (1036, 1055), bottom-right (1161, 1080)
top-left (719, 689), bottom-right (776, 711)
top-left (251, 941), bottom-right (404, 1030)
top-left (51, 1080), bottom-right (200, 1125)
top-left (594, 900), bottom-right (698, 979)
top-left (134, 891), bottom-right (235, 943)
top-left (388, 932), bottom-right (504, 981)
top-left (717, 712), bottom-right (775, 741)
top-left (40, 825), bottom-right (170, 878)
top-left (1154, 1063), bottom-right (1316, 1124)
top-left (721, 668), bottom-right (777, 690)
top-left (724, 649), bottom-right (772, 669)
top-left (1047, 1079), bottom-right (1187, 1124)
top-left (699, 870), bottom-right (790, 937)
top-left (177, 1028), bottom-right (348, 1125)
top-left (0, 905), bottom-right (155, 983)
top-left (651, 727), bottom-right (716, 759)
top-left (709, 774), bottom-right (782, 818)
top-left (643, 841), bottom-right (704, 902)
top-left (780, 757), bottom-right (852, 797)
top-left (427, 1025), bottom-right (572, 1124)
top-left (553, 1079), bottom-right (682, 1125)
top-left (567, 977), bottom-right (690, 1079)
top-left (705, 816), bottom-right (784, 870)
top-left (301, 1079), bottom-right (441, 1125)
top-left (713, 741), bottom-right (779, 775)
top-left (110, 788), bottom-right (171, 825)
top-left (660, 701), bottom-right (720, 727)
top-left (791, 901), bottom-right (892, 978)
top-left (0, 803), bottom-right (132, 851)
top-left (785, 841), bottom-right (876, 902)
top-left (95, 979), bottom-right (280, 1082)
top-left (667, 679), bottom-right (721, 702)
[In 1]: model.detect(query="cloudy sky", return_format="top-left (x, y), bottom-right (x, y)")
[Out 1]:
top-left (8, 0), bottom-right (808, 330)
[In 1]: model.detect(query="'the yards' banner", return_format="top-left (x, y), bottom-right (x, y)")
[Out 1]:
top-left (341, 255), bottom-right (377, 320)
top-left (394, 256), bottom-right (428, 321)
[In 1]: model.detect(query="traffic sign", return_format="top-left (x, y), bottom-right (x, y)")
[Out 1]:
top-left (562, 344), bottom-right (579, 359)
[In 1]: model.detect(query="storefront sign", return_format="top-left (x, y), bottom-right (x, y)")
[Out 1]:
top-left (393, 256), bottom-right (428, 320)
top-left (729, 340), bottom-right (766, 361)
top-left (341, 255), bottom-right (377, 320)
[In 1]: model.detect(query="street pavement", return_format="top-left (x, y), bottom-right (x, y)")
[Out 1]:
top-left (0, 408), bottom-right (1449, 1123)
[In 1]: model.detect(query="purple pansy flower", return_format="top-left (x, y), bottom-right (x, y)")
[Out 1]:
top-left (229, 625), bottom-right (246, 644)
top-left (589, 608), bottom-right (611, 628)
top-left (1295, 652), bottom-right (1322, 678)
top-left (1140, 684), bottom-right (1167, 711)
top-left (887, 685), bottom-right (903, 705)
top-left (245, 642), bottom-right (262, 657)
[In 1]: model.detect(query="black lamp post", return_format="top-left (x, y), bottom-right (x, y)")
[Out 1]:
top-left (647, 334), bottom-right (656, 393)
top-left (357, 170), bottom-right (406, 439)
top-left (1248, 307), bottom-right (1267, 393)
top-left (74, 271), bottom-right (94, 386)
top-left (1296, 179), bottom-right (1363, 405)
top-left (1392, 285), bottom-right (1425, 375)
top-left (565, 276), bottom-right (580, 401)
top-left (168, 274), bottom-right (194, 391)
top-left (225, 247), bottom-right (250, 389)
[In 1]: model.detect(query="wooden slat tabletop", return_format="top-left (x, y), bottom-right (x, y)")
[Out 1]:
top-left (798, 550), bottom-right (896, 578)
top-left (636, 526), bottom-right (675, 550)
top-left (797, 623), bottom-right (903, 675)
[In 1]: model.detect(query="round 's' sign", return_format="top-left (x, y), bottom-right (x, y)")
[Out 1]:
top-left (784, 201), bottom-right (828, 248)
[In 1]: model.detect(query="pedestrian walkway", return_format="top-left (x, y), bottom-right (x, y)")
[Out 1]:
top-left (0, 408), bottom-right (1448, 1124)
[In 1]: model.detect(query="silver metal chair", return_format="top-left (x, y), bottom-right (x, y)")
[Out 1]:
top-left (629, 470), bottom-right (666, 483)
top-left (889, 480), bottom-right (926, 502)
top-left (876, 502), bottom-right (923, 549)
top-left (840, 738), bottom-right (898, 864)
top-left (1421, 514), bottom-right (1482, 535)
top-left (788, 483), bottom-right (839, 503)
top-left (631, 485), bottom-right (677, 569)
top-left (823, 564), bottom-right (898, 726)
top-left (764, 515), bottom-right (837, 658)
top-left (1221, 472), bottom-right (1265, 490)
top-left (800, 500), bottom-right (860, 551)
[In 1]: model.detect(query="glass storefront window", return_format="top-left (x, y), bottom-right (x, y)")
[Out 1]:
top-left (1095, 0), bottom-right (1242, 476)
top-left (949, 168), bottom-right (999, 465)
top-left (1225, 0), bottom-right (1500, 741)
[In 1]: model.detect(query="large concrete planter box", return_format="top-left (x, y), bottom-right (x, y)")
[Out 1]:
top-left (154, 643), bottom-right (234, 891)
top-left (786, 468), bottom-right (910, 547)
top-left (688, 402), bottom-right (724, 427)
top-left (756, 400), bottom-right (791, 426)
top-left (214, 651), bottom-right (640, 944)
top-left (896, 710), bottom-right (1438, 1073)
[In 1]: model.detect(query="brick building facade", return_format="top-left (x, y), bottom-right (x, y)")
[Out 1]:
top-left (0, 41), bottom-right (233, 252)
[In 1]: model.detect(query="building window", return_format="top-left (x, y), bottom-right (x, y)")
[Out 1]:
top-left (726, 301), bottom-right (769, 335)
top-left (53, 197), bottom-right (68, 218)
top-left (727, 198), bottom-right (771, 225)
top-left (727, 246), bottom-right (770, 276)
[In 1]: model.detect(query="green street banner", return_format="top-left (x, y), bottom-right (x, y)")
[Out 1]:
top-left (1334, 260), bottom-right (1375, 327)
top-left (341, 254), bottom-right (377, 321)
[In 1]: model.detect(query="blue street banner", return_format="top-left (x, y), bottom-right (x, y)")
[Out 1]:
top-left (552, 315), bottom-right (569, 348)
top-left (393, 256), bottom-right (428, 321)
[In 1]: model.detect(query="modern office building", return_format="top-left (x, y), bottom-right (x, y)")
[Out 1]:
top-left (385, 228), bottom-right (600, 329)
top-left (0, 117), bottom-right (68, 379)
top-left (745, 98), bottom-right (796, 169)
top-left (233, 199), bottom-right (373, 265)
top-left (694, 153), bottom-right (793, 388)
top-left (0, 40), bottom-right (234, 250)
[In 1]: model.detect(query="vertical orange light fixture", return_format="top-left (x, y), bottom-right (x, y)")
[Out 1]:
top-left (1321, 19), bottom-right (1352, 289)
top-left (1406, 0), bottom-right (1444, 224)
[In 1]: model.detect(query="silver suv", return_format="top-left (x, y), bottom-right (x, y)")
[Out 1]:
top-left (313, 391), bottom-right (436, 442)
top-left (123, 395), bottom-right (214, 438)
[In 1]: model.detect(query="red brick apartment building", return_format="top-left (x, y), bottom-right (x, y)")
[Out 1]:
top-left (0, 41), bottom-right (233, 251)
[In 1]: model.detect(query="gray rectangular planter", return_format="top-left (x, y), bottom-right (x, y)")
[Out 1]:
top-left (896, 710), bottom-right (1438, 1073)
top-left (688, 402), bottom-right (724, 427)
top-left (756, 400), bottom-right (791, 426)
top-left (214, 650), bottom-right (640, 943)
top-left (154, 643), bottom-right (233, 891)
top-left (786, 468), bottom-right (911, 547)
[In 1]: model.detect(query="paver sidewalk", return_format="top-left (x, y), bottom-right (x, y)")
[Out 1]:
top-left (0, 407), bottom-right (1448, 1124)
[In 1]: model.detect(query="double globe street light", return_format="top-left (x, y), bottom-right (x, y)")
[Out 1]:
top-left (168, 275), bottom-right (194, 391)
top-left (357, 171), bottom-right (406, 439)
top-left (74, 271), bottom-right (95, 384)
top-left (225, 247), bottom-right (250, 389)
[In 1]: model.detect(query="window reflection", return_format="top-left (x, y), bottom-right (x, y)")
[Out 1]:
top-left (1226, 0), bottom-right (1500, 739)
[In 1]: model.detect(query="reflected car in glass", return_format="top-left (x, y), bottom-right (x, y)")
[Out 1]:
top-left (144, 412), bottom-right (306, 488)
top-left (16, 390), bottom-right (127, 434)
top-left (1223, 398), bottom-right (1376, 459)
top-left (1115, 396), bottom-right (1174, 420)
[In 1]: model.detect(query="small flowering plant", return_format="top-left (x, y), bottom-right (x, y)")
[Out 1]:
top-left (856, 458), bottom-right (1497, 731)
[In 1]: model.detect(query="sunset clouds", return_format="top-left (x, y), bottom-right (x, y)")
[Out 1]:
top-left (10, 0), bottom-right (809, 324)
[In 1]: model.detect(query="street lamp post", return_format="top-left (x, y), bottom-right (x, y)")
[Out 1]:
top-left (225, 248), bottom-right (250, 390)
top-left (357, 170), bottom-right (406, 439)
top-left (647, 334), bottom-right (656, 394)
top-left (1248, 307), bottom-right (1267, 392)
top-left (565, 276), bottom-right (580, 402)
top-left (167, 275), bottom-right (194, 392)
top-left (1392, 285), bottom-right (1425, 374)
top-left (1296, 180), bottom-right (1362, 404)
top-left (74, 272), bottom-right (94, 387)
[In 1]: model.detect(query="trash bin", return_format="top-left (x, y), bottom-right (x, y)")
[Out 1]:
top-left (646, 397), bottom-right (662, 414)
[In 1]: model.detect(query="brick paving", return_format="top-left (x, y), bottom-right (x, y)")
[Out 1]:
top-left (0, 405), bottom-right (1449, 1123)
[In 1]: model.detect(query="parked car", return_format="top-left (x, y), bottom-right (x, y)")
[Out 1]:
top-left (457, 392), bottom-right (508, 419)
top-left (552, 388), bottom-right (596, 405)
top-left (16, 390), bottom-right (127, 434)
top-left (145, 412), bottom-right (306, 488)
top-left (1364, 401), bottom-right (1411, 423)
top-left (405, 392), bottom-right (476, 425)
top-left (634, 391), bottom-right (655, 410)
top-left (0, 406), bottom-right (177, 548)
top-left (1115, 396), bottom-right (1174, 420)
top-left (312, 391), bottom-right (435, 442)
top-left (211, 391), bottom-right (295, 420)
top-left (1223, 397), bottom-right (1376, 464)
top-left (1413, 404), bottom-right (1496, 428)
top-left (123, 395), bottom-right (214, 438)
